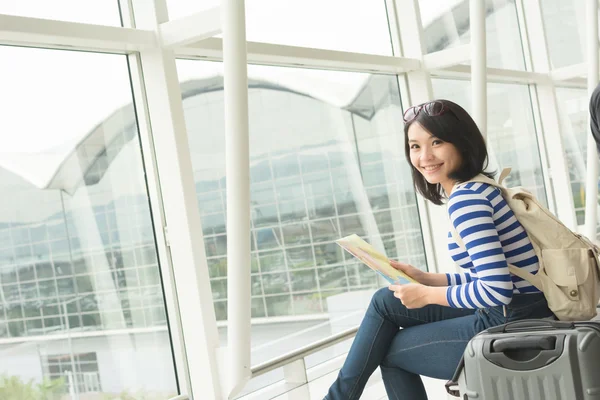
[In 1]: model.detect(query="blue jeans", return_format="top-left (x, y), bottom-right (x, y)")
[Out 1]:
top-left (325, 288), bottom-right (554, 400)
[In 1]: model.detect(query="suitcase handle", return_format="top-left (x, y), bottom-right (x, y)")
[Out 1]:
top-left (444, 380), bottom-right (460, 397)
top-left (492, 335), bottom-right (556, 352)
top-left (487, 319), bottom-right (573, 334)
top-left (446, 355), bottom-right (465, 396)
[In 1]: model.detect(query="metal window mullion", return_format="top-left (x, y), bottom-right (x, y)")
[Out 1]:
top-left (124, 48), bottom-right (193, 400)
top-left (584, 0), bottom-right (599, 239)
top-left (221, 1), bottom-right (253, 395)
top-left (470, 0), bottom-right (487, 137)
top-left (128, 1), bottom-right (223, 399)
top-left (514, 0), bottom-right (557, 217)
top-left (0, 13), bottom-right (155, 52)
top-left (179, 38), bottom-right (421, 74)
top-left (118, 0), bottom-right (192, 396)
top-left (517, 0), bottom-right (576, 228)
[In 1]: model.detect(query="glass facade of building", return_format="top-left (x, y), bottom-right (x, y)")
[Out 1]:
top-left (177, 65), bottom-right (426, 322)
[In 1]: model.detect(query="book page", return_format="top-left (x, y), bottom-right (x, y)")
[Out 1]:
top-left (335, 234), bottom-right (417, 284)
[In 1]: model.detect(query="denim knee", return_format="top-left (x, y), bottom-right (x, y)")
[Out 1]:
top-left (370, 287), bottom-right (397, 316)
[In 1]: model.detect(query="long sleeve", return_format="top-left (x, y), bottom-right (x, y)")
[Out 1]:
top-left (445, 187), bottom-right (514, 308)
top-left (446, 271), bottom-right (472, 286)
top-left (446, 234), bottom-right (474, 286)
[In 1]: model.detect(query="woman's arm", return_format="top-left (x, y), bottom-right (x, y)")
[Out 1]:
top-left (388, 284), bottom-right (450, 308)
top-left (419, 272), bottom-right (452, 287)
top-left (389, 260), bottom-right (449, 286)
top-left (390, 261), bottom-right (472, 287)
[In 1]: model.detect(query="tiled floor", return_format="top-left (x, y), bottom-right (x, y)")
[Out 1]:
top-left (250, 367), bottom-right (453, 400)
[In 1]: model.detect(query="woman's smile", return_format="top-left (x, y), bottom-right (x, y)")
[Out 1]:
top-left (421, 163), bottom-right (444, 174)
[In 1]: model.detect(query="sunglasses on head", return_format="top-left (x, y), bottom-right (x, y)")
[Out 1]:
top-left (403, 101), bottom-right (449, 124)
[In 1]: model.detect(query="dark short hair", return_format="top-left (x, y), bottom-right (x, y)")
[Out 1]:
top-left (404, 99), bottom-right (494, 205)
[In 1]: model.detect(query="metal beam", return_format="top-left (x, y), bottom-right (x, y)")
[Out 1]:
top-left (470, 0), bottom-right (487, 137)
top-left (222, 0), bottom-right (252, 398)
top-left (178, 37), bottom-right (422, 74)
top-left (0, 13), bottom-right (155, 52)
top-left (159, 7), bottom-right (221, 48)
top-left (430, 64), bottom-right (551, 84)
top-left (423, 44), bottom-right (470, 70)
top-left (128, 0), bottom-right (223, 398)
top-left (584, 0), bottom-right (599, 240)
top-left (551, 62), bottom-right (587, 81)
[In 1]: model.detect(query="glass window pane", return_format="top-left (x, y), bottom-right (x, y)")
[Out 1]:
top-left (290, 270), bottom-right (318, 292)
top-left (310, 219), bottom-right (340, 243)
top-left (318, 266), bottom-right (349, 290)
top-left (251, 297), bottom-right (266, 318)
top-left (0, 1), bottom-right (121, 26)
top-left (281, 222), bottom-right (311, 246)
top-left (178, 60), bottom-right (427, 395)
top-left (432, 78), bottom-right (547, 206)
top-left (167, 0), bottom-right (392, 55)
top-left (262, 273), bottom-right (290, 295)
top-left (555, 87), bottom-right (598, 229)
top-left (540, 0), bottom-right (586, 69)
top-left (258, 250), bottom-right (286, 273)
top-left (0, 47), bottom-right (177, 398)
top-left (418, 0), bottom-right (526, 70)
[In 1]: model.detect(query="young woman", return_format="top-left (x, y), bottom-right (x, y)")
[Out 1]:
top-left (324, 99), bottom-right (554, 400)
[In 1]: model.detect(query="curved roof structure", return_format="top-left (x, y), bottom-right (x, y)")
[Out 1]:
top-left (0, 75), bottom-right (377, 193)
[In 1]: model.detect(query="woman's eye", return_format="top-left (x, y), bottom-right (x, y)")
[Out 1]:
top-left (410, 144), bottom-right (419, 150)
top-left (432, 139), bottom-right (443, 145)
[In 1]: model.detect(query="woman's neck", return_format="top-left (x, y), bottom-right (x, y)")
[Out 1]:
top-left (441, 180), bottom-right (458, 197)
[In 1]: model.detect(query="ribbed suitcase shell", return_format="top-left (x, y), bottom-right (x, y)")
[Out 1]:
top-left (452, 320), bottom-right (600, 400)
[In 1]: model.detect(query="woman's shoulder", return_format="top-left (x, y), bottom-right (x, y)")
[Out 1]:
top-left (448, 182), bottom-right (499, 211)
top-left (450, 181), bottom-right (496, 199)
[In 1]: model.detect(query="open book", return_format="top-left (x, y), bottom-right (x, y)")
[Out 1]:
top-left (335, 234), bottom-right (417, 284)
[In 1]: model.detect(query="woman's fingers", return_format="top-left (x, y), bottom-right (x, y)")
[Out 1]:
top-left (390, 260), bottom-right (409, 271)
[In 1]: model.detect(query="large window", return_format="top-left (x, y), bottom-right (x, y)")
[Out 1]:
top-left (432, 79), bottom-right (548, 205)
top-left (0, 46), bottom-right (177, 399)
top-left (419, 0), bottom-right (526, 70)
top-left (176, 60), bottom-right (426, 379)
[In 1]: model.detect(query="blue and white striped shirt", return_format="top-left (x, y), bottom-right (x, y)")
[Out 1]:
top-left (445, 182), bottom-right (541, 309)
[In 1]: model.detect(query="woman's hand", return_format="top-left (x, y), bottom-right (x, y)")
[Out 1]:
top-left (388, 283), bottom-right (431, 309)
top-left (389, 260), bottom-right (427, 283)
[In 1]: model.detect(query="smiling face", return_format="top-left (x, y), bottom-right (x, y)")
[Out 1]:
top-left (407, 122), bottom-right (462, 194)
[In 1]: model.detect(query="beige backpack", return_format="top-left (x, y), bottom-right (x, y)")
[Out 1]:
top-left (449, 168), bottom-right (600, 321)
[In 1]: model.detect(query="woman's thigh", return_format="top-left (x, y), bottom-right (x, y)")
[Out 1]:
top-left (381, 312), bottom-right (485, 380)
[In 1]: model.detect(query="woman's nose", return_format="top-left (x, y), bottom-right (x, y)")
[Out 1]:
top-left (420, 147), bottom-right (434, 160)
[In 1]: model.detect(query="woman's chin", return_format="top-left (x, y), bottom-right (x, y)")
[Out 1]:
top-left (422, 175), bottom-right (441, 185)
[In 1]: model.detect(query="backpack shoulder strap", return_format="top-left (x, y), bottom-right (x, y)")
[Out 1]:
top-left (451, 168), bottom-right (511, 193)
top-left (498, 168), bottom-right (511, 186)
